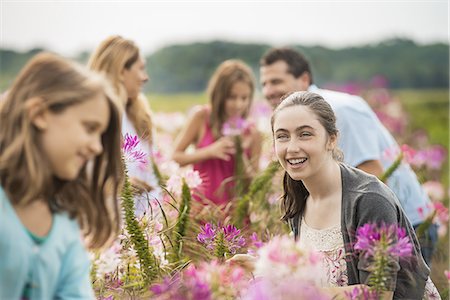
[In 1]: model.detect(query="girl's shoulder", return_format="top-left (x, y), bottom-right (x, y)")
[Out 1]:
top-left (190, 104), bottom-right (209, 115)
top-left (188, 105), bottom-right (210, 124)
top-left (341, 164), bottom-right (393, 196)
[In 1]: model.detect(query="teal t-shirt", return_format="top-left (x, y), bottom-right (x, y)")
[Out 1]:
top-left (22, 230), bottom-right (49, 300)
top-left (0, 187), bottom-right (95, 300)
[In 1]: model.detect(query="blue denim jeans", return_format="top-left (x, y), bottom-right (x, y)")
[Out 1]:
top-left (413, 223), bottom-right (438, 268)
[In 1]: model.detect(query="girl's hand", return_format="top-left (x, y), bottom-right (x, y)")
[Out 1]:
top-left (208, 136), bottom-right (236, 161)
top-left (241, 128), bottom-right (254, 151)
top-left (227, 253), bottom-right (257, 272)
top-left (130, 177), bottom-right (154, 193)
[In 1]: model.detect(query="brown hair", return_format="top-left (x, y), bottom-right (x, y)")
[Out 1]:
top-left (0, 52), bottom-right (123, 249)
top-left (207, 59), bottom-right (255, 137)
top-left (270, 91), bottom-right (342, 222)
top-left (260, 47), bottom-right (314, 84)
top-left (88, 35), bottom-right (153, 141)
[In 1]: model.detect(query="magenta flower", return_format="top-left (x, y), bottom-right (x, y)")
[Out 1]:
top-left (250, 102), bottom-right (272, 119)
top-left (344, 286), bottom-right (379, 300)
top-left (411, 145), bottom-right (447, 170)
top-left (400, 144), bottom-right (416, 164)
top-left (246, 232), bottom-right (264, 255)
top-left (122, 133), bottom-right (148, 166)
top-left (151, 261), bottom-right (247, 299)
top-left (425, 145), bottom-right (447, 169)
top-left (354, 223), bottom-right (413, 259)
top-left (250, 232), bottom-right (264, 248)
top-left (149, 276), bottom-right (174, 295)
top-left (354, 223), bottom-right (380, 257)
top-left (422, 181), bottom-right (446, 202)
top-left (197, 223), bottom-right (217, 250)
top-left (382, 144), bottom-right (416, 165)
top-left (223, 224), bottom-right (246, 254)
top-left (197, 223), bottom-right (246, 255)
top-left (150, 271), bottom-right (212, 300)
top-left (433, 202), bottom-right (449, 223)
top-left (244, 277), bottom-right (331, 300)
top-left (389, 227), bottom-right (413, 257)
top-left (222, 117), bottom-right (251, 136)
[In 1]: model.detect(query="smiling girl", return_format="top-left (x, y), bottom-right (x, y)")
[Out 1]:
top-left (271, 91), bottom-right (439, 299)
top-left (0, 52), bottom-right (123, 299)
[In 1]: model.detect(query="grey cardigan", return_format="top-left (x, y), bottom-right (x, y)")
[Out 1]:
top-left (290, 163), bottom-right (429, 299)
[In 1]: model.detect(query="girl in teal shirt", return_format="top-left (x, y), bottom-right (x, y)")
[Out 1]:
top-left (0, 52), bottom-right (123, 299)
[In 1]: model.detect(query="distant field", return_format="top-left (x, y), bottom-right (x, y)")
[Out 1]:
top-left (394, 89), bottom-right (449, 147)
top-left (148, 93), bottom-right (208, 113)
top-left (394, 89), bottom-right (449, 188)
top-left (148, 89), bottom-right (449, 147)
top-left (148, 88), bottom-right (449, 185)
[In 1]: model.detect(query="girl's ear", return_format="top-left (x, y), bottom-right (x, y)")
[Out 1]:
top-left (119, 68), bottom-right (126, 83)
top-left (327, 133), bottom-right (338, 151)
top-left (26, 97), bottom-right (48, 130)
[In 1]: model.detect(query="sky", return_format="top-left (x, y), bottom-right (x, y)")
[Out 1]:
top-left (1, 0), bottom-right (449, 57)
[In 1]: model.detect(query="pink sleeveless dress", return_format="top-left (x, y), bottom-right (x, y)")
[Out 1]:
top-left (193, 114), bottom-right (236, 206)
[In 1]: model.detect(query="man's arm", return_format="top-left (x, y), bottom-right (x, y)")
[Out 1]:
top-left (356, 159), bottom-right (384, 177)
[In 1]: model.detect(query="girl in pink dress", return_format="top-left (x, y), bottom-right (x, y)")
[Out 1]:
top-left (172, 60), bottom-right (262, 207)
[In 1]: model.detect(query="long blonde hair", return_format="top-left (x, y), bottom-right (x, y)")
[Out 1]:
top-left (88, 35), bottom-right (153, 142)
top-left (207, 59), bottom-right (255, 138)
top-left (0, 52), bottom-right (123, 249)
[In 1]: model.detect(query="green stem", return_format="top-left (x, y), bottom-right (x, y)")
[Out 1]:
top-left (379, 151), bottom-right (403, 182)
top-left (169, 180), bottom-right (192, 263)
top-left (214, 231), bottom-right (226, 260)
top-left (122, 169), bottom-right (159, 285)
top-left (234, 135), bottom-right (246, 198)
top-left (368, 238), bottom-right (390, 295)
top-left (233, 161), bottom-right (280, 228)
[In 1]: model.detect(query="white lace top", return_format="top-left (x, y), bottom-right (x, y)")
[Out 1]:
top-left (298, 218), bottom-right (348, 287)
top-left (298, 218), bottom-right (441, 299)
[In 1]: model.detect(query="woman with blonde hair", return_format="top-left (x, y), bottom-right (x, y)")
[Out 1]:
top-left (0, 52), bottom-right (123, 299)
top-left (88, 35), bottom-right (161, 215)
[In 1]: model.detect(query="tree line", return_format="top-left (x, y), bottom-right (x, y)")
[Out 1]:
top-left (1, 38), bottom-right (448, 93)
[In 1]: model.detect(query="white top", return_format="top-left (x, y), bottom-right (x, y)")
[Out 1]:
top-left (121, 112), bottom-right (162, 216)
top-left (299, 218), bottom-right (348, 287)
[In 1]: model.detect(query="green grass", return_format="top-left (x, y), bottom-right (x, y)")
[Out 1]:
top-left (394, 88), bottom-right (449, 188)
top-left (147, 93), bottom-right (207, 113)
top-left (394, 89), bottom-right (449, 147)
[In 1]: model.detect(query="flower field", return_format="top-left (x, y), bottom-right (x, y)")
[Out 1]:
top-left (91, 85), bottom-right (449, 299)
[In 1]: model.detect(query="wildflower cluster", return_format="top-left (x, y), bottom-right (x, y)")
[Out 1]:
top-left (197, 223), bottom-right (246, 258)
top-left (151, 261), bottom-right (248, 299)
top-left (354, 223), bottom-right (413, 295)
top-left (122, 133), bottom-right (147, 166)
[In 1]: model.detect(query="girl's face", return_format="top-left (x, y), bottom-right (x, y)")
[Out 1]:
top-left (273, 105), bottom-right (335, 181)
top-left (34, 95), bottom-right (110, 180)
top-left (122, 56), bottom-right (148, 100)
top-left (224, 81), bottom-right (252, 119)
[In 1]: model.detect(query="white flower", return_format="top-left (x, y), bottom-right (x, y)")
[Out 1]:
top-left (95, 243), bottom-right (122, 276)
